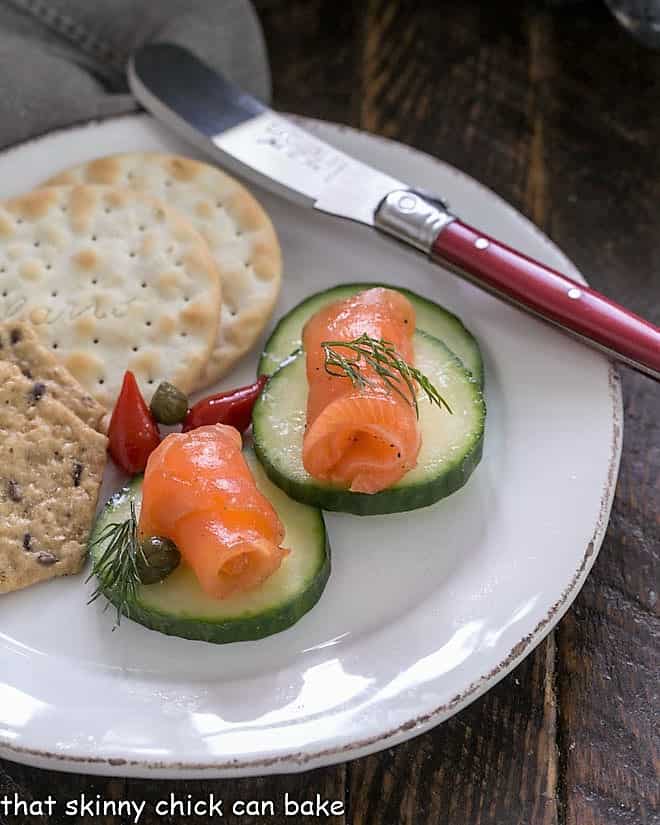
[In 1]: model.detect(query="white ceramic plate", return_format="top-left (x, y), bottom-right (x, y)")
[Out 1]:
top-left (0, 115), bottom-right (622, 778)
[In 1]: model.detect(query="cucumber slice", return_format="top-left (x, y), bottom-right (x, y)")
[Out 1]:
top-left (259, 283), bottom-right (484, 386)
top-left (89, 451), bottom-right (330, 643)
top-left (253, 330), bottom-right (485, 515)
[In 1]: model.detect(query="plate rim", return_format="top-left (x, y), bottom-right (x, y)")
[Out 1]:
top-left (0, 113), bottom-right (623, 776)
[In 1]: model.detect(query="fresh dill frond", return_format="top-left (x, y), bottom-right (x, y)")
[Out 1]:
top-left (321, 333), bottom-right (452, 418)
top-left (87, 501), bottom-right (144, 628)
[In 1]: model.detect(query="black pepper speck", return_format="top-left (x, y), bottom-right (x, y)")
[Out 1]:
top-left (22, 533), bottom-right (32, 551)
top-left (10, 328), bottom-right (21, 344)
top-left (29, 382), bottom-right (46, 403)
top-left (72, 462), bottom-right (83, 487)
top-left (7, 480), bottom-right (21, 502)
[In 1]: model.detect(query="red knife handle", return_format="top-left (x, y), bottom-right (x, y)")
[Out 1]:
top-left (432, 220), bottom-right (660, 379)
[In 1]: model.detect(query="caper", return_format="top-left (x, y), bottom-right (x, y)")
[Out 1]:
top-left (150, 381), bottom-right (189, 425)
top-left (137, 536), bottom-right (181, 585)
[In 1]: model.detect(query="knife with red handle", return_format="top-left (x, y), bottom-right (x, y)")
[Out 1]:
top-left (433, 220), bottom-right (660, 374)
top-left (129, 44), bottom-right (660, 381)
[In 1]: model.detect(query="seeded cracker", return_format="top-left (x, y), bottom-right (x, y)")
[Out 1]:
top-left (0, 361), bottom-right (107, 594)
top-left (0, 185), bottom-right (222, 407)
top-left (46, 154), bottom-right (282, 386)
top-left (0, 320), bottom-right (106, 430)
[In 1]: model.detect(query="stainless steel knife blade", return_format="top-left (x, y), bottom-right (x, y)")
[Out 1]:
top-left (128, 43), bottom-right (403, 225)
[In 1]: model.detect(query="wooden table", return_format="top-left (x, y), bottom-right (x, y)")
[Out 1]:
top-left (2, 1), bottom-right (657, 823)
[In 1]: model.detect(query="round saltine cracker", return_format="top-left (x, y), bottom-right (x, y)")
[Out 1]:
top-left (0, 185), bottom-right (221, 408)
top-left (45, 153), bottom-right (282, 386)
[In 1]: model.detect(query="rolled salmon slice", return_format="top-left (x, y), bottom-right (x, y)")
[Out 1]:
top-left (139, 424), bottom-right (288, 599)
top-left (302, 287), bottom-right (421, 494)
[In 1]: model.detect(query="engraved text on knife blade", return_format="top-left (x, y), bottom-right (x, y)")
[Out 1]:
top-left (213, 112), bottom-right (404, 224)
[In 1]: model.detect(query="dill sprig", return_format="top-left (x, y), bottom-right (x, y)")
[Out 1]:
top-left (321, 333), bottom-right (452, 418)
top-left (87, 502), bottom-right (143, 628)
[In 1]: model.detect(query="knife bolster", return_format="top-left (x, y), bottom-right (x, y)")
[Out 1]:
top-left (374, 190), bottom-right (455, 253)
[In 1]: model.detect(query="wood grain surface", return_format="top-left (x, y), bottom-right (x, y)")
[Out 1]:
top-left (1, 1), bottom-right (658, 823)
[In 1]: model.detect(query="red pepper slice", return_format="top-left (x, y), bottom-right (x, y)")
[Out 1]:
top-left (108, 371), bottom-right (161, 474)
top-left (182, 375), bottom-right (268, 434)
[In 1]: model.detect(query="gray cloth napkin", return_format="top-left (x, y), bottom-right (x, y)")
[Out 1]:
top-left (0, 0), bottom-right (271, 150)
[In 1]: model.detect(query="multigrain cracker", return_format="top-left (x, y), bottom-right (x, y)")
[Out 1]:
top-left (0, 320), bottom-right (106, 430)
top-left (0, 361), bottom-right (107, 594)
top-left (46, 154), bottom-right (282, 386)
top-left (0, 184), bottom-right (222, 407)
